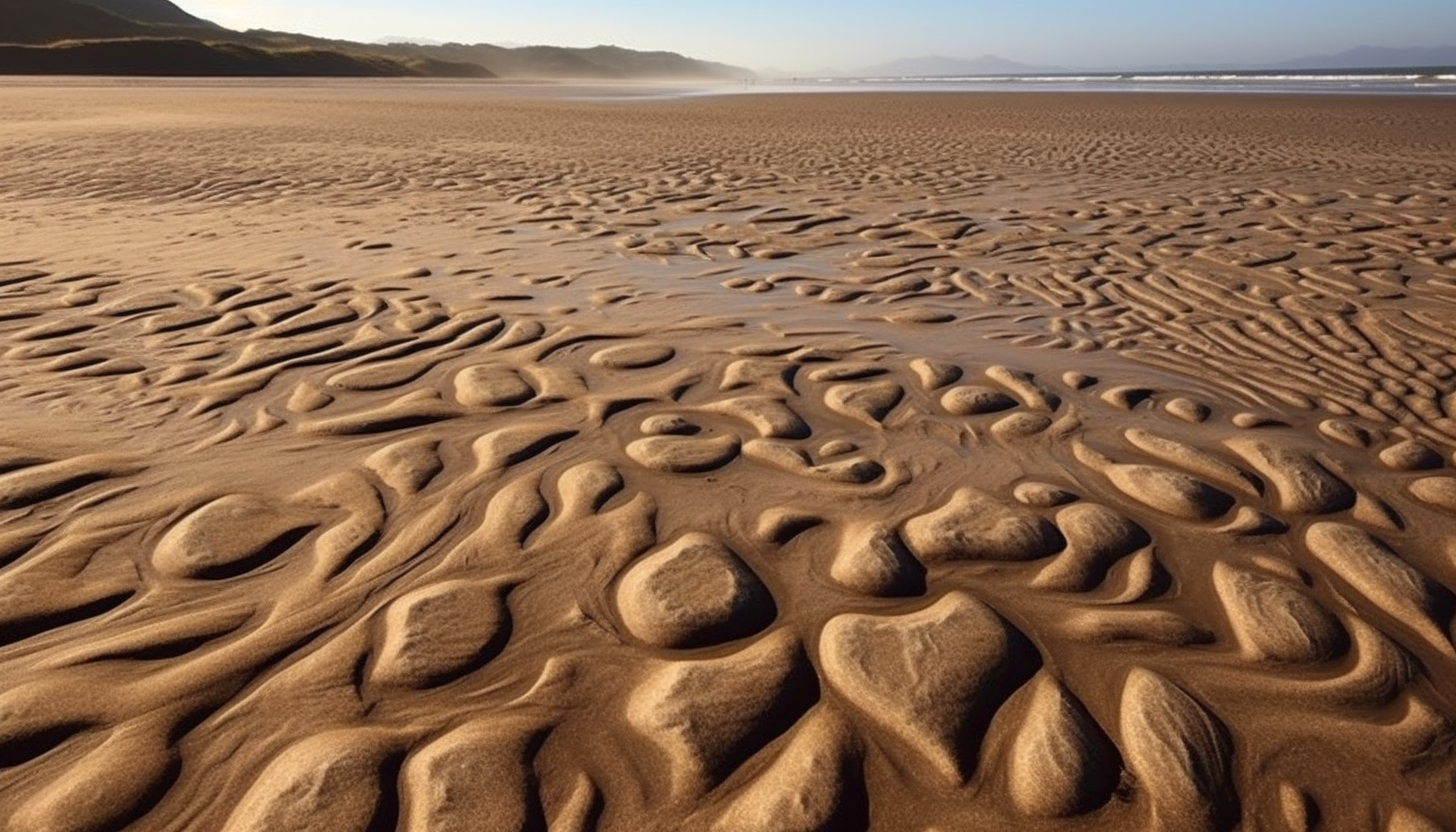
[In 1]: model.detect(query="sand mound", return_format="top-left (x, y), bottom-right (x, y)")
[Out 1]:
top-left (0, 81), bottom-right (1454, 831)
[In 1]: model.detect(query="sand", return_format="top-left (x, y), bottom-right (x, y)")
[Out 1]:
top-left (1, 79), bottom-right (1455, 832)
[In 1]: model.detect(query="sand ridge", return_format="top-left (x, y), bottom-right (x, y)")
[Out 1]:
top-left (0, 82), bottom-right (1455, 831)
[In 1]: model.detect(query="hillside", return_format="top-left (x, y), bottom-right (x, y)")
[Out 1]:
top-left (0, 0), bottom-right (750, 79)
top-left (253, 34), bottom-right (751, 80)
top-left (83, 0), bottom-right (216, 27)
top-left (0, 37), bottom-right (492, 77)
top-left (0, 0), bottom-right (220, 44)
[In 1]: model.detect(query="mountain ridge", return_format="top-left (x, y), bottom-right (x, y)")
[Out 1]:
top-left (82, 0), bottom-right (215, 27)
top-left (1276, 44), bottom-right (1456, 70)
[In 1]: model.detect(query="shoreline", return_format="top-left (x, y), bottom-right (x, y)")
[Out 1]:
top-left (3, 72), bottom-right (1456, 97)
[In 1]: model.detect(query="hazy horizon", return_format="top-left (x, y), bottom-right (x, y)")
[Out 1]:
top-left (183, 0), bottom-right (1456, 72)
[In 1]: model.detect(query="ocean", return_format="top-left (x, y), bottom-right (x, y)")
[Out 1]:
top-left (740, 68), bottom-right (1456, 96)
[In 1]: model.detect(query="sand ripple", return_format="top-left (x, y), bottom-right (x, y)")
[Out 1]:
top-left (0, 83), bottom-right (1454, 830)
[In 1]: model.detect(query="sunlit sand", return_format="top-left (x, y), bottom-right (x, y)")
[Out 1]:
top-left (2, 79), bottom-right (1455, 831)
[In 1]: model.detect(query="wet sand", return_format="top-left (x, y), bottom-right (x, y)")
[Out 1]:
top-left (1, 81), bottom-right (1455, 832)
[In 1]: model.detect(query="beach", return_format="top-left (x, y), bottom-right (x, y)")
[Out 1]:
top-left (1, 80), bottom-right (1455, 831)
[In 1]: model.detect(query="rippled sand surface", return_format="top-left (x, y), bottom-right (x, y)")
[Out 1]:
top-left (2, 80), bottom-right (1456, 832)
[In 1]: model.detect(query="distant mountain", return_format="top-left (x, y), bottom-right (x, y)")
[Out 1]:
top-left (1278, 45), bottom-right (1456, 70)
top-left (858, 54), bottom-right (1057, 77)
top-left (0, 0), bottom-right (750, 79)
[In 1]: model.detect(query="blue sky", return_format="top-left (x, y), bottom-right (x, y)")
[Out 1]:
top-left (184, 0), bottom-right (1456, 71)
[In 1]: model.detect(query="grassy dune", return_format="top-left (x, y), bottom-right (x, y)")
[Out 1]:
top-left (0, 38), bottom-right (493, 77)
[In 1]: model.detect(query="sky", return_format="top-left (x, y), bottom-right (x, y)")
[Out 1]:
top-left (182, 0), bottom-right (1456, 72)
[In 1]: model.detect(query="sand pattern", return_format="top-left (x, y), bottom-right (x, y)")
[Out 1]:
top-left (1, 84), bottom-right (1455, 831)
